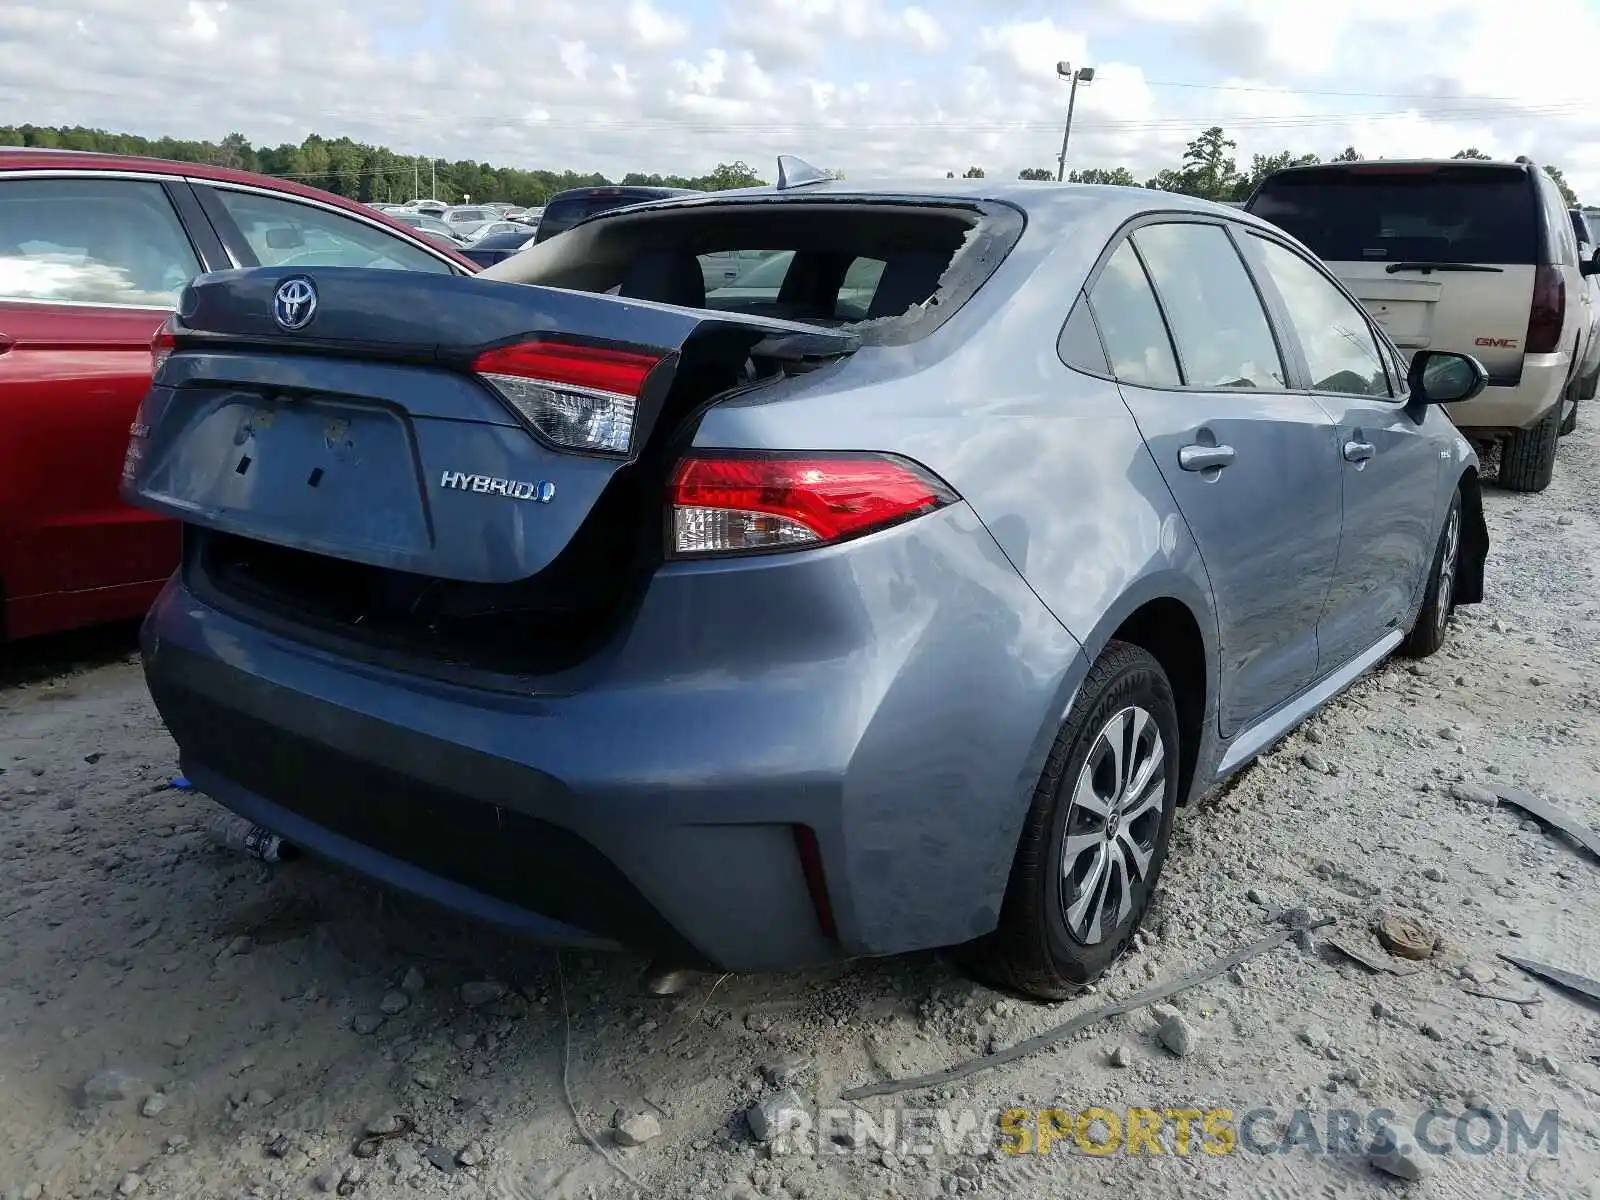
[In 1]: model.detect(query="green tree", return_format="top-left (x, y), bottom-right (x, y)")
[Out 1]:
top-left (1332, 145), bottom-right (1362, 162)
top-left (1070, 167), bottom-right (1139, 186)
top-left (963, 166), bottom-right (986, 178)
top-left (1179, 126), bottom-right (1242, 200)
top-left (1018, 167), bottom-right (1054, 181)
top-left (1544, 164), bottom-right (1579, 207)
top-left (1451, 147), bottom-right (1492, 160)
top-left (1230, 150), bottom-right (1320, 199)
top-left (701, 160), bottom-right (764, 190)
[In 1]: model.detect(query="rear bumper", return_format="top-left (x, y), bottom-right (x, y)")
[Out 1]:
top-left (1443, 352), bottom-right (1568, 433)
top-left (141, 503), bottom-right (1086, 971)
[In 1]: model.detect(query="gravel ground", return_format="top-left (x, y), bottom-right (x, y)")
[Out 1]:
top-left (3, 419), bottom-right (1599, 1200)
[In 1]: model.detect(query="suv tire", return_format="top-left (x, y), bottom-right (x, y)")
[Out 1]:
top-left (971, 641), bottom-right (1180, 1000)
top-left (1401, 489), bottom-right (1461, 660)
top-left (1502, 403), bottom-right (1561, 492)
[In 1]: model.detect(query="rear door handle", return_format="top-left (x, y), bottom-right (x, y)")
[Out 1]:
top-left (1343, 439), bottom-right (1376, 463)
top-left (1178, 443), bottom-right (1236, 471)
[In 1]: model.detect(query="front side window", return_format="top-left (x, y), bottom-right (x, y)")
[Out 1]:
top-left (1085, 241), bottom-right (1180, 387)
top-left (1133, 222), bottom-right (1286, 390)
top-left (0, 177), bottom-right (200, 307)
top-left (209, 188), bottom-right (453, 273)
top-left (1248, 235), bottom-right (1392, 397)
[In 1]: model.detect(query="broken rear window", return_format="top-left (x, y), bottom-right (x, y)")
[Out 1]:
top-left (484, 198), bottom-right (1026, 345)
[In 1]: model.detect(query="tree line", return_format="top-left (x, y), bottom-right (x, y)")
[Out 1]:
top-left (0, 122), bottom-right (1579, 208)
top-left (0, 124), bottom-right (767, 206)
top-left (1007, 127), bottom-right (1580, 206)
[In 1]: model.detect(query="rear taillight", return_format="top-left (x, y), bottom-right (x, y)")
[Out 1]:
top-left (1526, 264), bottom-right (1565, 354)
top-left (668, 452), bottom-right (958, 558)
top-left (472, 340), bottom-right (663, 455)
top-left (151, 314), bottom-right (179, 373)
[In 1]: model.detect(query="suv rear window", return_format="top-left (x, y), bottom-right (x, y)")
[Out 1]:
top-left (1248, 165), bottom-right (1538, 265)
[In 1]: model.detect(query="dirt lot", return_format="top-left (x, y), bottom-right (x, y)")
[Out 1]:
top-left (4, 419), bottom-right (1600, 1200)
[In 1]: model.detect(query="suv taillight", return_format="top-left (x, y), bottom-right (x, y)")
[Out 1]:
top-left (472, 340), bottom-right (663, 455)
top-left (151, 314), bottom-right (179, 373)
top-left (667, 452), bottom-right (958, 558)
top-left (1526, 264), bottom-right (1565, 354)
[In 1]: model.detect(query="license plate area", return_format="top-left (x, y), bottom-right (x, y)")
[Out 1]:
top-left (153, 390), bottom-right (430, 558)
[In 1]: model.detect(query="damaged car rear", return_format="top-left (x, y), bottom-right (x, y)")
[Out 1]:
top-left (125, 171), bottom-right (1485, 998)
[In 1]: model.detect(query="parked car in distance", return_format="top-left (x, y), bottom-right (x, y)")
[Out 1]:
top-left (127, 171), bottom-right (1489, 998)
top-left (510, 206), bottom-right (543, 226)
top-left (1246, 158), bottom-right (1600, 491)
top-left (531, 185), bottom-right (700, 244)
top-left (440, 205), bottom-right (499, 240)
top-left (464, 220), bottom-right (529, 243)
top-left (458, 227), bottom-right (537, 269)
top-left (380, 209), bottom-right (465, 244)
top-left (0, 148), bottom-right (475, 642)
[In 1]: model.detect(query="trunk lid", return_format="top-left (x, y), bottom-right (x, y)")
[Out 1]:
top-left (122, 266), bottom-right (855, 586)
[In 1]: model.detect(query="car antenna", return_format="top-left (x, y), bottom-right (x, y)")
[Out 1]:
top-left (775, 155), bottom-right (831, 190)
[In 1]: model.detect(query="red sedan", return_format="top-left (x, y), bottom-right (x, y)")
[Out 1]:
top-left (0, 149), bottom-right (476, 641)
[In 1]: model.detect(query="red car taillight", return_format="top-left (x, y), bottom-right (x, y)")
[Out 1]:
top-left (667, 452), bottom-right (958, 558)
top-left (471, 339), bottom-right (663, 455)
top-left (150, 314), bottom-right (179, 373)
top-left (1526, 264), bottom-right (1565, 354)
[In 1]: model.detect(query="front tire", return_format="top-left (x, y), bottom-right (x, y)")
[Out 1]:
top-left (1401, 489), bottom-right (1461, 660)
top-left (971, 641), bottom-right (1180, 1000)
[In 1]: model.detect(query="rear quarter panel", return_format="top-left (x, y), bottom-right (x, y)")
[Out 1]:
top-left (693, 200), bottom-right (1224, 789)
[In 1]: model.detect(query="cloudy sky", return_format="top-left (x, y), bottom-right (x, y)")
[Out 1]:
top-left (3, 0), bottom-right (1598, 196)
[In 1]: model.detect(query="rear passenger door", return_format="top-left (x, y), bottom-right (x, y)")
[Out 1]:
top-left (1085, 219), bottom-right (1343, 736)
top-left (1242, 232), bottom-right (1440, 667)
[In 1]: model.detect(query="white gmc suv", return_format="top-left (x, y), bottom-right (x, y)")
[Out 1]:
top-left (1247, 157), bottom-right (1600, 493)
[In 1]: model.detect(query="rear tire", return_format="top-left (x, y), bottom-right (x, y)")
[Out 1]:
top-left (968, 641), bottom-right (1180, 1001)
top-left (1401, 489), bottom-right (1461, 660)
top-left (1501, 403), bottom-right (1561, 493)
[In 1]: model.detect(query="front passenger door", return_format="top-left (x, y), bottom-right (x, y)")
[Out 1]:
top-left (1242, 233), bottom-right (1441, 668)
top-left (1087, 222), bottom-right (1343, 737)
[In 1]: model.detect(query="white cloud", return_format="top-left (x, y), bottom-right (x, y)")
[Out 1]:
top-left (0, 0), bottom-right (1596, 198)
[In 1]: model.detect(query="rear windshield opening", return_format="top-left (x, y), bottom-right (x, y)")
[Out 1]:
top-left (489, 199), bottom-right (1023, 344)
top-left (1248, 166), bottom-right (1538, 265)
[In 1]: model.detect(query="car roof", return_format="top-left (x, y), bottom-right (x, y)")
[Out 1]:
top-left (546, 185), bottom-right (701, 202)
top-left (591, 177), bottom-right (1261, 227)
top-left (0, 147), bottom-right (477, 269)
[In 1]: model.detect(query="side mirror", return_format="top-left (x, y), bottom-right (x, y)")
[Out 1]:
top-left (1408, 350), bottom-right (1488, 405)
top-left (1582, 246), bottom-right (1600, 277)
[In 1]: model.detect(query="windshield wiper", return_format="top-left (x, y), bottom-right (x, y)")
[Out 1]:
top-left (1384, 262), bottom-right (1504, 274)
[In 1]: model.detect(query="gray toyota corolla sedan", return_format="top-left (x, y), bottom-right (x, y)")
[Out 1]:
top-left (123, 160), bottom-right (1488, 999)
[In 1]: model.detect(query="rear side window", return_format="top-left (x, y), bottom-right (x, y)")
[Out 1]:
top-left (0, 177), bottom-right (200, 307)
top-left (1132, 222), bottom-right (1285, 389)
top-left (1085, 241), bottom-right (1181, 387)
top-left (1248, 166), bottom-right (1538, 265)
top-left (208, 188), bottom-right (453, 274)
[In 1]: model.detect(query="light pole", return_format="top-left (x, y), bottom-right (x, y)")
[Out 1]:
top-left (1055, 61), bottom-right (1095, 182)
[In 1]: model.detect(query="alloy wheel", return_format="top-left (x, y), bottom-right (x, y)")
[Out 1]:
top-left (1060, 705), bottom-right (1166, 945)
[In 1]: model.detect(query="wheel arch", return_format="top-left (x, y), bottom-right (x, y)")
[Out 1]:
top-left (1075, 574), bottom-right (1219, 808)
